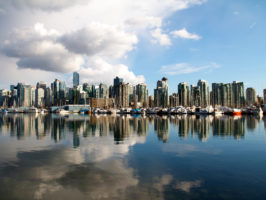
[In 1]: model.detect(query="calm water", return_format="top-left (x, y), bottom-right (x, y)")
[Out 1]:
top-left (0, 114), bottom-right (266, 200)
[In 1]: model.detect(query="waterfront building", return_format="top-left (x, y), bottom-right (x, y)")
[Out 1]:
top-left (36, 88), bottom-right (45, 107)
top-left (0, 89), bottom-right (10, 107)
top-left (92, 85), bottom-right (100, 99)
top-left (246, 88), bottom-right (257, 106)
top-left (197, 80), bottom-right (210, 107)
top-left (114, 76), bottom-right (123, 87)
top-left (83, 83), bottom-right (93, 97)
top-left (109, 85), bottom-right (114, 98)
top-left (135, 83), bottom-right (148, 105)
top-left (232, 81), bottom-right (245, 108)
top-left (128, 84), bottom-right (135, 105)
top-left (178, 82), bottom-right (190, 107)
top-left (51, 79), bottom-right (66, 106)
top-left (115, 82), bottom-right (129, 108)
top-left (31, 86), bottom-right (36, 106)
top-left (90, 98), bottom-right (115, 108)
top-left (45, 87), bottom-right (52, 107)
top-left (20, 85), bottom-right (32, 107)
top-left (99, 83), bottom-right (108, 98)
top-left (190, 85), bottom-right (200, 107)
top-left (149, 96), bottom-right (154, 108)
top-left (211, 83), bottom-right (233, 107)
top-left (154, 77), bottom-right (169, 108)
top-left (169, 93), bottom-right (179, 107)
top-left (73, 72), bottom-right (79, 88)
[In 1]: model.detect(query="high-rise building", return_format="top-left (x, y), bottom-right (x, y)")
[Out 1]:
top-left (83, 83), bottom-right (92, 98)
top-left (197, 80), bottom-right (210, 107)
top-left (135, 83), bottom-right (148, 104)
top-left (246, 88), bottom-right (257, 106)
top-left (169, 93), bottom-right (179, 107)
top-left (0, 89), bottom-right (10, 107)
top-left (99, 83), bottom-right (108, 98)
top-left (128, 84), bottom-right (134, 105)
top-left (114, 76), bottom-right (123, 87)
top-left (36, 88), bottom-right (45, 107)
top-left (73, 72), bottom-right (79, 88)
top-left (115, 82), bottom-right (129, 108)
top-left (51, 79), bottom-right (66, 105)
top-left (92, 85), bottom-right (100, 98)
top-left (149, 96), bottom-right (154, 108)
top-left (178, 82), bottom-right (190, 107)
top-left (232, 81), bottom-right (245, 108)
top-left (154, 77), bottom-right (169, 108)
top-left (211, 83), bottom-right (233, 107)
top-left (20, 85), bottom-right (32, 107)
top-left (190, 85), bottom-right (200, 107)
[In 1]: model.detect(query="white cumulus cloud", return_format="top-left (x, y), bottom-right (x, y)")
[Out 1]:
top-left (2, 24), bottom-right (83, 73)
top-left (151, 28), bottom-right (171, 46)
top-left (79, 57), bottom-right (145, 85)
top-left (60, 23), bottom-right (138, 59)
top-left (170, 28), bottom-right (201, 40)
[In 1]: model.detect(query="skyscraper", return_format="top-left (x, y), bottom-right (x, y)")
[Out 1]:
top-left (135, 83), bottom-right (148, 104)
top-left (178, 82), bottom-right (190, 107)
top-left (114, 76), bottom-right (123, 87)
top-left (246, 88), bottom-right (257, 106)
top-left (115, 82), bottom-right (129, 108)
top-left (36, 88), bottom-right (45, 107)
top-left (154, 77), bottom-right (169, 108)
top-left (99, 83), bottom-right (108, 98)
top-left (232, 81), bottom-right (245, 108)
top-left (73, 72), bottom-right (79, 88)
top-left (197, 80), bottom-right (210, 107)
top-left (190, 85), bottom-right (200, 107)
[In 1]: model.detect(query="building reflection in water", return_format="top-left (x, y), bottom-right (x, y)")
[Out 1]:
top-left (154, 116), bottom-right (170, 143)
top-left (0, 114), bottom-right (264, 144)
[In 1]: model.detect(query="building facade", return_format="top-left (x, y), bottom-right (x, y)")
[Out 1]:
top-left (154, 77), bottom-right (169, 108)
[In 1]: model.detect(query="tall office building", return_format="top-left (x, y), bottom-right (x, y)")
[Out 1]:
top-left (83, 83), bottom-right (92, 98)
top-left (36, 88), bottom-right (45, 107)
top-left (128, 84), bottom-right (134, 105)
top-left (154, 77), bottom-right (169, 108)
top-left (211, 83), bottom-right (233, 107)
top-left (99, 83), bottom-right (108, 98)
top-left (232, 81), bottom-right (245, 108)
top-left (169, 93), bottom-right (179, 107)
top-left (36, 82), bottom-right (46, 107)
top-left (190, 85), bottom-right (200, 107)
top-left (20, 85), bottom-right (32, 107)
top-left (114, 76), bottom-right (123, 87)
top-left (178, 82), bottom-right (190, 107)
top-left (135, 83), bottom-right (148, 104)
top-left (246, 88), bottom-right (257, 106)
top-left (92, 85), bottom-right (100, 98)
top-left (73, 72), bottom-right (79, 88)
top-left (51, 79), bottom-right (66, 105)
top-left (115, 82), bottom-right (129, 108)
top-left (197, 80), bottom-right (210, 107)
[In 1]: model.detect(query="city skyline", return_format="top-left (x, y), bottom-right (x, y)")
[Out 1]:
top-left (0, 0), bottom-right (265, 95)
top-left (0, 72), bottom-right (264, 109)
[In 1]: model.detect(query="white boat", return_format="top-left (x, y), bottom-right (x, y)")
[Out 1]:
top-left (56, 109), bottom-right (70, 115)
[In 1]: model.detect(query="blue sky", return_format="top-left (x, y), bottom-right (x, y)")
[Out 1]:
top-left (0, 0), bottom-right (265, 95)
top-left (129, 0), bottom-right (266, 95)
